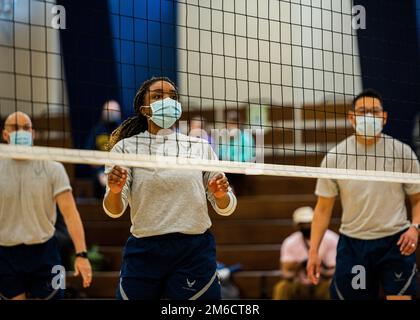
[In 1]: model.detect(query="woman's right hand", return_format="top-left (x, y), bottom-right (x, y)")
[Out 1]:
top-left (107, 165), bottom-right (128, 194)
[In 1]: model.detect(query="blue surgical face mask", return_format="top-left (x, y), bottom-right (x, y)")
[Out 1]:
top-left (355, 113), bottom-right (383, 139)
top-left (102, 109), bottom-right (121, 124)
top-left (8, 130), bottom-right (33, 146)
top-left (148, 98), bottom-right (182, 129)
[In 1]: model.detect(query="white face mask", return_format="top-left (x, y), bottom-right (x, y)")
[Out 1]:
top-left (355, 113), bottom-right (383, 139)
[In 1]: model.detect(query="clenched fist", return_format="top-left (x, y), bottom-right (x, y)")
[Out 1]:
top-left (208, 173), bottom-right (230, 199)
top-left (108, 165), bottom-right (128, 194)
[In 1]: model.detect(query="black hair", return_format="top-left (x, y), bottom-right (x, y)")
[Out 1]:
top-left (108, 76), bottom-right (178, 149)
top-left (352, 89), bottom-right (384, 110)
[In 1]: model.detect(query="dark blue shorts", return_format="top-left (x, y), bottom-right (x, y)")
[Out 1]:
top-left (331, 230), bottom-right (417, 300)
top-left (117, 230), bottom-right (221, 300)
top-left (0, 236), bottom-right (64, 300)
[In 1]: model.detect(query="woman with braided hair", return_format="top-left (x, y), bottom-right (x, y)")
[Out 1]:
top-left (103, 77), bottom-right (237, 300)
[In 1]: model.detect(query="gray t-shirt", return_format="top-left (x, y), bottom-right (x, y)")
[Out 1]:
top-left (316, 134), bottom-right (420, 240)
top-left (103, 131), bottom-right (237, 238)
top-left (0, 159), bottom-right (72, 246)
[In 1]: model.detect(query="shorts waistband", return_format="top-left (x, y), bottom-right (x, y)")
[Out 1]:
top-left (340, 227), bottom-right (409, 242)
top-left (131, 230), bottom-right (210, 241)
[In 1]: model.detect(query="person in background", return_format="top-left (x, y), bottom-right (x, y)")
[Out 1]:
top-left (218, 111), bottom-right (255, 163)
top-left (189, 116), bottom-right (212, 144)
top-left (85, 100), bottom-right (122, 197)
top-left (216, 262), bottom-right (242, 299)
top-left (217, 111), bottom-right (255, 196)
top-left (0, 112), bottom-right (92, 300)
top-left (272, 206), bottom-right (338, 300)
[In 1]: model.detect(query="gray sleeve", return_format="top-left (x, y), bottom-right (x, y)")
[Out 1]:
top-left (402, 145), bottom-right (420, 195)
top-left (203, 143), bottom-right (237, 216)
top-left (52, 162), bottom-right (72, 197)
top-left (103, 142), bottom-right (131, 217)
top-left (315, 155), bottom-right (339, 198)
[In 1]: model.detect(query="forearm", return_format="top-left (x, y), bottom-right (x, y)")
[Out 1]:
top-left (309, 213), bottom-right (330, 255)
top-left (411, 199), bottom-right (420, 224)
top-left (309, 199), bottom-right (334, 255)
top-left (213, 192), bottom-right (237, 216)
top-left (62, 212), bottom-right (87, 253)
top-left (104, 191), bottom-right (125, 217)
top-left (215, 194), bottom-right (230, 209)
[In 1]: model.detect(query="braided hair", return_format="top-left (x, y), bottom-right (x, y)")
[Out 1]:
top-left (108, 76), bottom-right (178, 149)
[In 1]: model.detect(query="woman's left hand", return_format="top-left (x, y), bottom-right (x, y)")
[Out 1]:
top-left (208, 173), bottom-right (230, 199)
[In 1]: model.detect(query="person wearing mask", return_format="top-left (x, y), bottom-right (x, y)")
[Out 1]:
top-left (0, 112), bottom-right (92, 300)
top-left (217, 111), bottom-right (255, 196)
top-left (189, 116), bottom-right (212, 144)
top-left (307, 89), bottom-right (420, 300)
top-left (103, 77), bottom-right (237, 300)
top-left (85, 100), bottom-right (122, 197)
top-left (272, 206), bottom-right (338, 300)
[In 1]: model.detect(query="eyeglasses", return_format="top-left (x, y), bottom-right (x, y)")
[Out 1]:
top-left (354, 107), bottom-right (383, 116)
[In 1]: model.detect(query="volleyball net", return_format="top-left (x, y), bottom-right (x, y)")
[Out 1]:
top-left (0, 0), bottom-right (419, 184)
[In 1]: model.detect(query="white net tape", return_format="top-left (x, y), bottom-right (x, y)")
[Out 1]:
top-left (0, 144), bottom-right (419, 184)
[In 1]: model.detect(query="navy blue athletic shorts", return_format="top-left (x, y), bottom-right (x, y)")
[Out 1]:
top-left (117, 230), bottom-right (221, 300)
top-left (0, 236), bottom-right (64, 300)
top-left (331, 229), bottom-right (417, 300)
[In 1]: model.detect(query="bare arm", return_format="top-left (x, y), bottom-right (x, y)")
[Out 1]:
top-left (56, 190), bottom-right (92, 288)
top-left (410, 192), bottom-right (420, 224)
top-left (56, 190), bottom-right (87, 253)
top-left (215, 193), bottom-right (230, 209)
top-left (397, 192), bottom-right (420, 256)
top-left (310, 196), bottom-right (336, 254)
top-left (104, 191), bottom-right (125, 217)
top-left (306, 196), bottom-right (335, 284)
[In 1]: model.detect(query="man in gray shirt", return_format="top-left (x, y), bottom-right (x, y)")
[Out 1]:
top-left (307, 90), bottom-right (420, 300)
top-left (0, 112), bottom-right (92, 299)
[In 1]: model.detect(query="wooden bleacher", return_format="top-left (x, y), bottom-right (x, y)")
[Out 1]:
top-left (31, 114), bottom-right (76, 181)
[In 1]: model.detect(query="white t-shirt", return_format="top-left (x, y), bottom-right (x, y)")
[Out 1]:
top-left (281, 230), bottom-right (339, 267)
top-left (103, 131), bottom-right (237, 238)
top-left (281, 230), bottom-right (339, 284)
top-left (0, 159), bottom-right (72, 246)
top-left (316, 134), bottom-right (420, 240)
